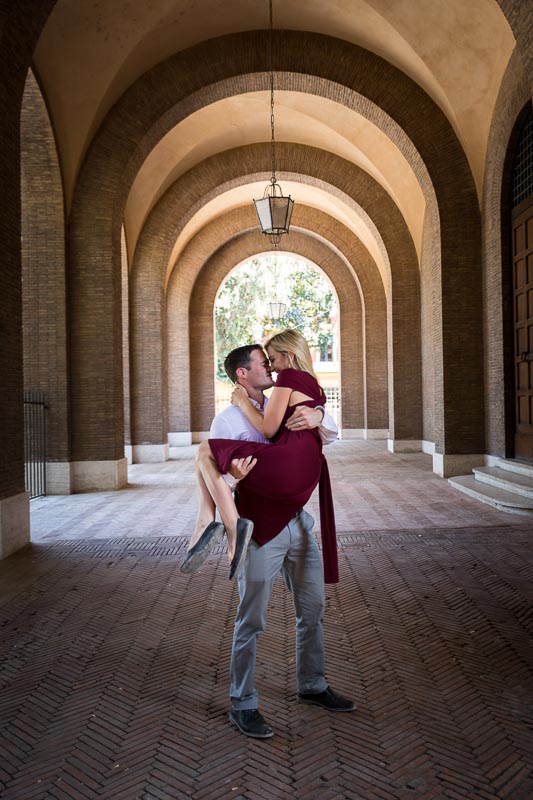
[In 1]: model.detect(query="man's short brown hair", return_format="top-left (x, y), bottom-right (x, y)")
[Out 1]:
top-left (224, 344), bottom-right (263, 383)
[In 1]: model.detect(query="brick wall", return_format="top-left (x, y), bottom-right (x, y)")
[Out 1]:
top-left (68, 30), bottom-right (476, 462)
top-left (0, 1), bottom-right (531, 509)
top-left (497, 0), bottom-right (533, 88)
top-left (130, 144), bottom-right (411, 443)
top-left (21, 69), bottom-right (68, 463)
top-left (186, 228), bottom-right (364, 432)
top-left (121, 226), bottom-right (132, 446)
top-left (0, 1), bottom-right (57, 500)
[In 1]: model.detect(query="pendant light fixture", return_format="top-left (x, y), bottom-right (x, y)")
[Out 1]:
top-left (253, 0), bottom-right (294, 247)
top-left (268, 299), bottom-right (287, 320)
top-left (267, 258), bottom-right (287, 321)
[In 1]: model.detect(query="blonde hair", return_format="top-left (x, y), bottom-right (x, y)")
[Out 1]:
top-left (264, 329), bottom-right (317, 379)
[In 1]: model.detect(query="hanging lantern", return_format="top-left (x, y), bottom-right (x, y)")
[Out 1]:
top-left (268, 300), bottom-right (287, 321)
top-left (254, 181), bottom-right (294, 243)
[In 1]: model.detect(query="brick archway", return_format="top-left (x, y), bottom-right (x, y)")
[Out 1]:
top-left (66, 29), bottom-right (479, 475)
top-left (161, 206), bottom-right (387, 445)
top-left (131, 208), bottom-right (390, 452)
top-left (129, 144), bottom-right (416, 455)
top-left (167, 216), bottom-right (388, 440)
top-left (0, 0), bottom-right (60, 555)
top-left (181, 228), bottom-right (370, 435)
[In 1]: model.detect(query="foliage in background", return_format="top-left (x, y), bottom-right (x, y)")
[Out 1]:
top-left (215, 254), bottom-right (336, 381)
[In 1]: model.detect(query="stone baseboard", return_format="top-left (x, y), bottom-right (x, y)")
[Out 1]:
top-left (364, 429), bottom-right (389, 440)
top-left (46, 462), bottom-right (73, 495)
top-left (192, 431), bottom-right (210, 443)
top-left (131, 444), bottom-right (169, 463)
top-left (432, 453), bottom-right (485, 478)
top-left (341, 429), bottom-right (389, 440)
top-left (71, 458), bottom-right (128, 492)
top-left (0, 491), bottom-right (30, 559)
top-left (340, 429), bottom-right (366, 439)
top-left (388, 439), bottom-right (423, 453)
top-left (168, 432), bottom-right (193, 446)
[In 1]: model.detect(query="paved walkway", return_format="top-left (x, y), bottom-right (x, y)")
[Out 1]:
top-left (0, 442), bottom-right (532, 799)
top-left (29, 442), bottom-right (531, 544)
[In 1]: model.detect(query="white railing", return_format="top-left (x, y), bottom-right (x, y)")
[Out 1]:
top-left (215, 381), bottom-right (340, 425)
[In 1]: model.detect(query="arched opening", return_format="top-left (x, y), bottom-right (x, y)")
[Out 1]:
top-left (214, 252), bottom-right (340, 423)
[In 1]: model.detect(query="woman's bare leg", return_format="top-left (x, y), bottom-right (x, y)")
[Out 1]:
top-left (187, 460), bottom-right (216, 552)
top-left (196, 441), bottom-right (239, 561)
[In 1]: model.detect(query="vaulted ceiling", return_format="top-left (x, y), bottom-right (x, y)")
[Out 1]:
top-left (32, 0), bottom-right (516, 271)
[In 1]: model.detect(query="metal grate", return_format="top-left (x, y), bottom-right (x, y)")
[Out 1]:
top-left (24, 390), bottom-right (47, 499)
top-left (512, 108), bottom-right (533, 208)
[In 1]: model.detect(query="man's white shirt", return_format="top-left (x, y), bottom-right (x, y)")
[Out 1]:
top-left (209, 395), bottom-right (338, 444)
top-left (209, 398), bottom-right (270, 443)
top-left (209, 395), bottom-right (338, 490)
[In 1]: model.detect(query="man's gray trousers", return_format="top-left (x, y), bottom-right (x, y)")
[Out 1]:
top-left (230, 509), bottom-right (327, 710)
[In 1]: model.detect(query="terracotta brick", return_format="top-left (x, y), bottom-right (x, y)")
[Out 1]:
top-left (1, 4), bottom-right (532, 512)
top-left (21, 70), bottom-right (68, 463)
top-left (0, 0), bottom-right (57, 499)
top-left (68, 31), bottom-right (476, 460)
top-left (137, 200), bottom-right (388, 439)
top-left (129, 142), bottom-right (417, 440)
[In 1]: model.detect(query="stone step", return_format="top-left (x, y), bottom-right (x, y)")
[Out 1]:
top-left (448, 474), bottom-right (533, 516)
top-left (473, 466), bottom-right (533, 498)
top-left (496, 458), bottom-right (533, 479)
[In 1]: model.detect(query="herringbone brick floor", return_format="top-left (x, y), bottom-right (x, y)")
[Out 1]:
top-left (0, 528), bottom-right (532, 799)
top-left (2, 443), bottom-right (533, 798)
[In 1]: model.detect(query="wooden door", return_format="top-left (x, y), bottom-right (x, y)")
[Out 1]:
top-left (513, 198), bottom-right (533, 459)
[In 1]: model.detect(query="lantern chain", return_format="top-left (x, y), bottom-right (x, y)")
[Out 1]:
top-left (269, 0), bottom-right (276, 184)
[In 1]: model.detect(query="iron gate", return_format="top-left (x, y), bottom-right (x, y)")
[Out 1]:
top-left (23, 390), bottom-right (47, 499)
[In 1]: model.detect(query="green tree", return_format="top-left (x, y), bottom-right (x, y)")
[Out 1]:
top-left (215, 260), bottom-right (269, 380)
top-left (215, 255), bottom-right (336, 380)
top-left (282, 269), bottom-right (334, 349)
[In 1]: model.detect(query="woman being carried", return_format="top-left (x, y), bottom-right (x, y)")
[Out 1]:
top-left (181, 329), bottom-right (338, 583)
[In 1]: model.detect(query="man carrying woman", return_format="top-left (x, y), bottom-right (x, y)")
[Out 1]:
top-left (181, 332), bottom-right (356, 737)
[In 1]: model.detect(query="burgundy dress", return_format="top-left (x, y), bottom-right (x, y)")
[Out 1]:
top-left (208, 368), bottom-right (338, 583)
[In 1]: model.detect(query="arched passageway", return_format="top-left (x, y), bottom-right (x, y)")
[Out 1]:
top-left (64, 33), bottom-right (480, 481)
top-left (1, 3), bottom-right (533, 796)
top-left (0, 0), bottom-right (530, 547)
